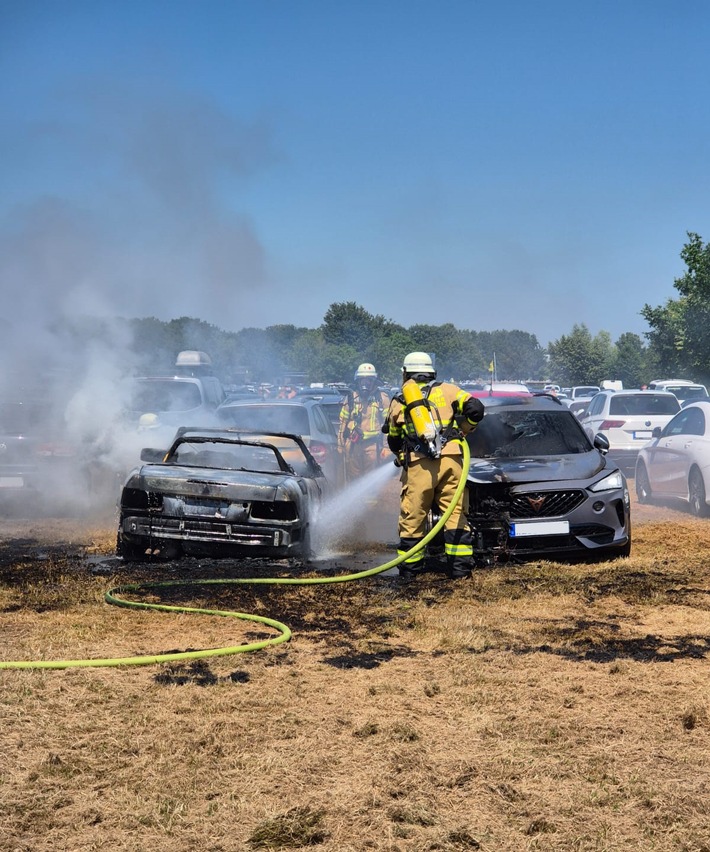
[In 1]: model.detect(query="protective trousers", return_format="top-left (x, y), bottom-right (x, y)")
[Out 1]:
top-left (397, 454), bottom-right (473, 576)
top-left (345, 437), bottom-right (381, 480)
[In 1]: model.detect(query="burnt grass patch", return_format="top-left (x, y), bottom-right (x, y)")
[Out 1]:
top-left (152, 659), bottom-right (251, 686)
top-left (521, 629), bottom-right (710, 663)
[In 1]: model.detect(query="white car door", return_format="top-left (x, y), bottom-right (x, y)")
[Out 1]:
top-left (645, 408), bottom-right (695, 497)
top-left (660, 406), bottom-right (707, 497)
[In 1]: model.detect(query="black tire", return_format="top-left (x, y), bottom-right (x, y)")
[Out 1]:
top-left (688, 469), bottom-right (710, 518)
top-left (635, 462), bottom-right (652, 504)
top-left (617, 538), bottom-right (632, 558)
top-left (116, 532), bottom-right (149, 562)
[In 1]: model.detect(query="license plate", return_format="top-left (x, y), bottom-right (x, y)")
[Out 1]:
top-left (510, 520), bottom-right (569, 537)
top-left (0, 477), bottom-right (24, 487)
top-left (634, 431), bottom-right (652, 440)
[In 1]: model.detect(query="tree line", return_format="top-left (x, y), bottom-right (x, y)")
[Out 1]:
top-left (48, 232), bottom-right (710, 389)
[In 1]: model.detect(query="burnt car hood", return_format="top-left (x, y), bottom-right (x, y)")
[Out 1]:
top-left (467, 451), bottom-right (607, 484)
top-left (127, 464), bottom-right (301, 501)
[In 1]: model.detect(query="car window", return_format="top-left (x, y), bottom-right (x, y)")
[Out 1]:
top-left (219, 404), bottom-right (310, 435)
top-left (468, 410), bottom-right (591, 458)
top-left (663, 407), bottom-right (705, 437)
top-left (609, 394), bottom-right (679, 416)
top-left (674, 386), bottom-right (707, 402)
top-left (586, 395), bottom-right (604, 416)
top-left (311, 404), bottom-right (332, 435)
top-left (169, 439), bottom-right (285, 471)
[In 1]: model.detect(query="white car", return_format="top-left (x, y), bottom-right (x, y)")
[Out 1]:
top-left (647, 379), bottom-right (708, 405)
top-left (579, 390), bottom-right (681, 475)
top-left (562, 385), bottom-right (601, 408)
top-left (635, 401), bottom-right (710, 517)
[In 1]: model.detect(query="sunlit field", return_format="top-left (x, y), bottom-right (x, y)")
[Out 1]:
top-left (1, 491), bottom-right (709, 852)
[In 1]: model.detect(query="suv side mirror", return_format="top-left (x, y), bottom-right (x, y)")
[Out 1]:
top-left (652, 426), bottom-right (663, 438)
top-left (593, 433), bottom-right (610, 453)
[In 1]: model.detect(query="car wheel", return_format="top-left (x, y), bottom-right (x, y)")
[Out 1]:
top-left (116, 532), bottom-right (149, 562)
top-left (617, 538), bottom-right (632, 558)
top-left (688, 469), bottom-right (710, 518)
top-left (635, 463), bottom-right (652, 504)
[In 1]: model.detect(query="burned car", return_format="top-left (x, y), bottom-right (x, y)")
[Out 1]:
top-left (116, 428), bottom-right (329, 561)
top-left (464, 396), bottom-right (631, 563)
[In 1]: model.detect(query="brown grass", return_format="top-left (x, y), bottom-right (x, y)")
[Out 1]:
top-left (1, 495), bottom-right (709, 851)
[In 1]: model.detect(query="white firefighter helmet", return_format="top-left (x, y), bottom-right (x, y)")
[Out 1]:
top-left (354, 362), bottom-right (377, 380)
top-left (402, 351), bottom-right (435, 377)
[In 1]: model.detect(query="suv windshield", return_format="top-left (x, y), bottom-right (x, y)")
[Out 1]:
top-left (468, 410), bottom-right (591, 458)
top-left (130, 380), bottom-right (203, 413)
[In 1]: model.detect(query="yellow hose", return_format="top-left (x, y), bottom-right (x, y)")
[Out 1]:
top-left (0, 440), bottom-right (471, 670)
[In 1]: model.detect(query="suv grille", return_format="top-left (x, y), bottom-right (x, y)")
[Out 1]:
top-left (511, 489), bottom-right (586, 518)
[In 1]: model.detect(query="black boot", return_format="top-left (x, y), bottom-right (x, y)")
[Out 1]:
top-left (446, 557), bottom-right (472, 580)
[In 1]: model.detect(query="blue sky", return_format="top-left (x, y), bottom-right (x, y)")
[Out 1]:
top-left (2, 0), bottom-right (709, 348)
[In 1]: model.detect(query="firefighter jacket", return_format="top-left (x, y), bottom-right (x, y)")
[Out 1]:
top-left (387, 380), bottom-right (482, 461)
top-left (338, 387), bottom-right (391, 446)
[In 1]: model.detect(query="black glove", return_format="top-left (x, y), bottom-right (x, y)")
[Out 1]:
top-left (462, 397), bottom-right (485, 424)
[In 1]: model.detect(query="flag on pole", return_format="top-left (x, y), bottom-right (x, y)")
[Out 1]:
top-left (488, 360), bottom-right (494, 373)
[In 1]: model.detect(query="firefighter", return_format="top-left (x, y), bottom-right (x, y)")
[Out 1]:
top-left (386, 352), bottom-right (485, 580)
top-left (338, 363), bottom-right (391, 480)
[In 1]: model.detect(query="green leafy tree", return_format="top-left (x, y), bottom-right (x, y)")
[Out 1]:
top-left (611, 333), bottom-right (649, 388)
top-left (642, 232), bottom-right (710, 382)
top-left (547, 324), bottom-right (616, 386)
top-left (476, 330), bottom-right (546, 381)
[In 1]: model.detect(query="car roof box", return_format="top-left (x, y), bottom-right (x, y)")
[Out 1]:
top-left (176, 350), bottom-right (212, 367)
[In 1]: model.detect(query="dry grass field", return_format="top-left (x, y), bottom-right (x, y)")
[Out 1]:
top-left (1, 489), bottom-right (709, 852)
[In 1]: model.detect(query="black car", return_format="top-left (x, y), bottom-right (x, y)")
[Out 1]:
top-left (464, 395), bottom-right (631, 563)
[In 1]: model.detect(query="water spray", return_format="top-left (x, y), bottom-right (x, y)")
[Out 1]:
top-left (311, 461), bottom-right (397, 558)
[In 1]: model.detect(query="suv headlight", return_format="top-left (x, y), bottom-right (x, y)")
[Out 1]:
top-left (589, 470), bottom-right (624, 492)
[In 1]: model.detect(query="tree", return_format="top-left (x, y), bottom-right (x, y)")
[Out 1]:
top-left (611, 333), bottom-right (648, 388)
top-left (547, 324), bottom-right (616, 386)
top-left (642, 232), bottom-right (710, 383)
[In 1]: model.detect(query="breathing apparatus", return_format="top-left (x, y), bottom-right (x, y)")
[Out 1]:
top-left (401, 379), bottom-right (442, 458)
top-left (399, 352), bottom-right (443, 459)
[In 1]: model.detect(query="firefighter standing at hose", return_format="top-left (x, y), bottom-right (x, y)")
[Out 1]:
top-left (386, 352), bottom-right (484, 580)
top-left (338, 363), bottom-right (391, 481)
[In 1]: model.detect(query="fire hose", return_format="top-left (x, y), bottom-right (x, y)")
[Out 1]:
top-left (0, 440), bottom-right (471, 671)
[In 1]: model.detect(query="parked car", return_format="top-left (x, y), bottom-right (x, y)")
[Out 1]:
top-left (562, 386), bottom-right (601, 408)
top-left (471, 382), bottom-right (532, 399)
top-left (294, 386), bottom-right (347, 428)
top-left (579, 390), bottom-right (681, 475)
top-left (0, 394), bottom-right (83, 512)
top-left (125, 374), bottom-right (225, 429)
top-left (215, 397), bottom-right (343, 486)
top-left (117, 428), bottom-right (329, 560)
top-left (464, 395), bottom-right (630, 562)
top-left (635, 401), bottom-right (710, 517)
top-left (647, 379), bottom-right (708, 405)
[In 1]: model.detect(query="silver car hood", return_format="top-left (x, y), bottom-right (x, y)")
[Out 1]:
top-left (467, 451), bottom-right (607, 485)
top-left (126, 464), bottom-right (300, 501)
